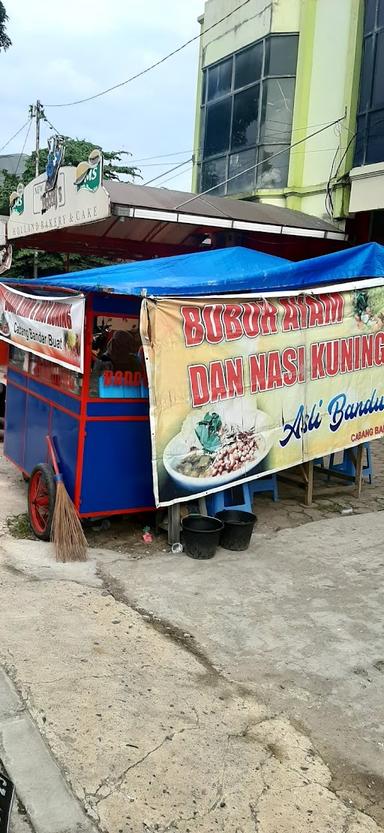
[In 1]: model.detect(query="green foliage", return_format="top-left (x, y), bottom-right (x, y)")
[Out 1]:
top-left (22, 137), bottom-right (140, 184)
top-left (0, 2), bottom-right (11, 52)
top-left (5, 248), bottom-right (112, 280)
top-left (0, 136), bottom-right (141, 277)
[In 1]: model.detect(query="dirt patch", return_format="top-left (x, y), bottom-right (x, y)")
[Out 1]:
top-left (6, 510), bottom-right (167, 558)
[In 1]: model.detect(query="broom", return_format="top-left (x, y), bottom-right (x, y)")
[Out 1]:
top-left (46, 435), bottom-right (87, 562)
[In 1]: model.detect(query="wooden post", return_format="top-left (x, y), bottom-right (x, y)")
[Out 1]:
top-left (304, 460), bottom-right (314, 506)
top-left (355, 444), bottom-right (364, 498)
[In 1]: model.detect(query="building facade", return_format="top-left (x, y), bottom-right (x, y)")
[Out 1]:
top-left (192, 0), bottom-right (364, 228)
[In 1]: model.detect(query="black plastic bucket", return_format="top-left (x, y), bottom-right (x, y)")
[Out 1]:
top-left (216, 510), bottom-right (256, 551)
top-left (182, 514), bottom-right (223, 559)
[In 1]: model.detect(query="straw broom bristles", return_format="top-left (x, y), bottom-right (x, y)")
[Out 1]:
top-left (51, 473), bottom-right (88, 563)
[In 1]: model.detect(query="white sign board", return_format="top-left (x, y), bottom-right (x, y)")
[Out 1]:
top-left (7, 151), bottom-right (110, 240)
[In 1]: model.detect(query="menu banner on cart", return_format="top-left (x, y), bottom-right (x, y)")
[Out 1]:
top-left (0, 284), bottom-right (85, 372)
top-left (142, 285), bottom-right (384, 507)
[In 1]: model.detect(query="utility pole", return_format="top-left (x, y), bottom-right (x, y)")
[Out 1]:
top-left (30, 100), bottom-right (44, 278)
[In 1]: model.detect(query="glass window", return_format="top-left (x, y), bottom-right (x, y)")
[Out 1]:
top-left (205, 98), bottom-right (231, 156)
top-left (372, 30), bottom-right (384, 106)
top-left (360, 36), bottom-right (374, 110)
top-left (378, 0), bottom-right (384, 26)
top-left (354, 114), bottom-right (367, 166)
top-left (199, 33), bottom-right (298, 194)
top-left (29, 355), bottom-right (82, 395)
top-left (207, 58), bottom-right (232, 101)
top-left (231, 85), bottom-right (260, 150)
top-left (366, 108), bottom-right (384, 163)
top-left (227, 150), bottom-right (256, 194)
top-left (234, 42), bottom-right (263, 89)
top-left (261, 77), bottom-right (295, 143)
top-left (202, 70), bottom-right (207, 105)
top-left (364, 0), bottom-right (376, 32)
top-left (265, 35), bottom-right (298, 77)
top-left (89, 316), bottom-right (145, 399)
top-left (202, 157), bottom-right (226, 195)
top-left (257, 145), bottom-right (290, 189)
top-left (8, 346), bottom-right (28, 371)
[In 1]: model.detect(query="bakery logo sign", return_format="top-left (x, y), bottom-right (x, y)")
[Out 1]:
top-left (9, 183), bottom-right (24, 215)
top-left (74, 148), bottom-right (103, 192)
top-left (9, 148), bottom-right (104, 219)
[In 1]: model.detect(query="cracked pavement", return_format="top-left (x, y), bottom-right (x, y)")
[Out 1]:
top-left (0, 453), bottom-right (383, 832)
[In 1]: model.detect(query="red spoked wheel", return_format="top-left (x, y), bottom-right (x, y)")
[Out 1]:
top-left (28, 464), bottom-right (56, 541)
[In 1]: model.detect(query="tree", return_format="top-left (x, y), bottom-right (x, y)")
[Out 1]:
top-left (0, 136), bottom-right (141, 278)
top-left (0, 3), bottom-right (11, 52)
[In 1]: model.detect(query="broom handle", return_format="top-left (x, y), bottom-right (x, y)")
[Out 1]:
top-left (46, 435), bottom-right (60, 478)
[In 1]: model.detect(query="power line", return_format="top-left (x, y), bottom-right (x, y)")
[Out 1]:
top-left (44, 0), bottom-right (255, 108)
top-left (14, 118), bottom-right (33, 176)
top-left (144, 157), bottom-right (193, 186)
top-left (175, 115), bottom-right (346, 209)
top-left (0, 119), bottom-right (31, 154)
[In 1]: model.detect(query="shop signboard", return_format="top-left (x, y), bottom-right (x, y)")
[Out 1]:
top-left (0, 284), bottom-right (85, 372)
top-left (7, 149), bottom-right (110, 240)
top-left (142, 285), bottom-right (384, 507)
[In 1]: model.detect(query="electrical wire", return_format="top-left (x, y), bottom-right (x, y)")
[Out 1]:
top-left (143, 157), bottom-right (193, 186)
top-left (44, 0), bottom-right (258, 108)
top-left (175, 115), bottom-right (346, 210)
top-left (14, 118), bottom-right (33, 177)
top-left (157, 164), bottom-right (195, 188)
top-left (0, 119), bottom-right (31, 154)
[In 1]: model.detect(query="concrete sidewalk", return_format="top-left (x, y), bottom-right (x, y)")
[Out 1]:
top-left (0, 452), bottom-right (383, 832)
top-left (100, 512), bottom-right (384, 826)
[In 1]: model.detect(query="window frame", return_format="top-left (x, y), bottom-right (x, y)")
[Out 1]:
top-left (199, 32), bottom-right (299, 195)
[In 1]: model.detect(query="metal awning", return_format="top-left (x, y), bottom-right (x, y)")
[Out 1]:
top-left (7, 161), bottom-right (346, 262)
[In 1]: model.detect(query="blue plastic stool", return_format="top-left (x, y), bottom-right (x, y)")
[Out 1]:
top-left (249, 474), bottom-right (279, 502)
top-left (206, 475), bottom-right (279, 516)
top-left (328, 442), bottom-right (373, 483)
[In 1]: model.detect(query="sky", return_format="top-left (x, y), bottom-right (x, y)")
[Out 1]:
top-left (0, 0), bottom-right (204, 192)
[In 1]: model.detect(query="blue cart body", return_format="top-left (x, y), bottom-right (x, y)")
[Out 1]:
top-left (4, 292), bottom-right (155, 518)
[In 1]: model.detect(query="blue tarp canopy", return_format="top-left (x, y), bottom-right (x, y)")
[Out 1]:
top-left (5, 242), bottom-right (384, 296)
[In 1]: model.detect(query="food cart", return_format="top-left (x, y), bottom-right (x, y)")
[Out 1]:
top-left (1, 246), bottom-right (287, 539)
top-left (2, 241), bottom-right (384, 541)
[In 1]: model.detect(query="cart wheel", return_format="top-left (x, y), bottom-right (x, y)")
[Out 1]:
top-left (28, 464), bottom-right (56, 541)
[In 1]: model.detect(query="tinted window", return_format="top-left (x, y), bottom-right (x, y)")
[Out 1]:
top-left (199, 33), bottom-right (298, 194)
top-left (354, 115), bottom-right (366, 166)
top-left (367, 108), bottom-right (384, 163)
top-left (205, 98), bottom-right (231, 155)
top-left (265, 35), bottom-right (298, 76)
top-left (228, 149), bottom-right (256, 193)
top-left (202, 157), bottom-right (226, 195)
top-left (231, 85), bottom-right (260, 149)
top-left (261, 77), bottom-right (295, 143)
top-left (202, 70), bottom-right (207, 104)
top-left (364, 0), bottom-right (376, 32)
top-left (207, 58), bottom-right (232, 101)
top-left (360, 36), bottom-right (374, 110)
top-left (257, 145), bottom-right (290, 188)
top-left (372, 30), bottom-right (384, 106)
top-left (234, 42), bottom-right (263, 89)
top-left (356, 1), bottom-right (384, 165)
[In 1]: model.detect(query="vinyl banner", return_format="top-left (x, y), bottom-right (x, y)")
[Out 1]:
top-left (0, 284), bottom-right (85, 372)
top-left (142, 286), bottom-right (384, 507)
